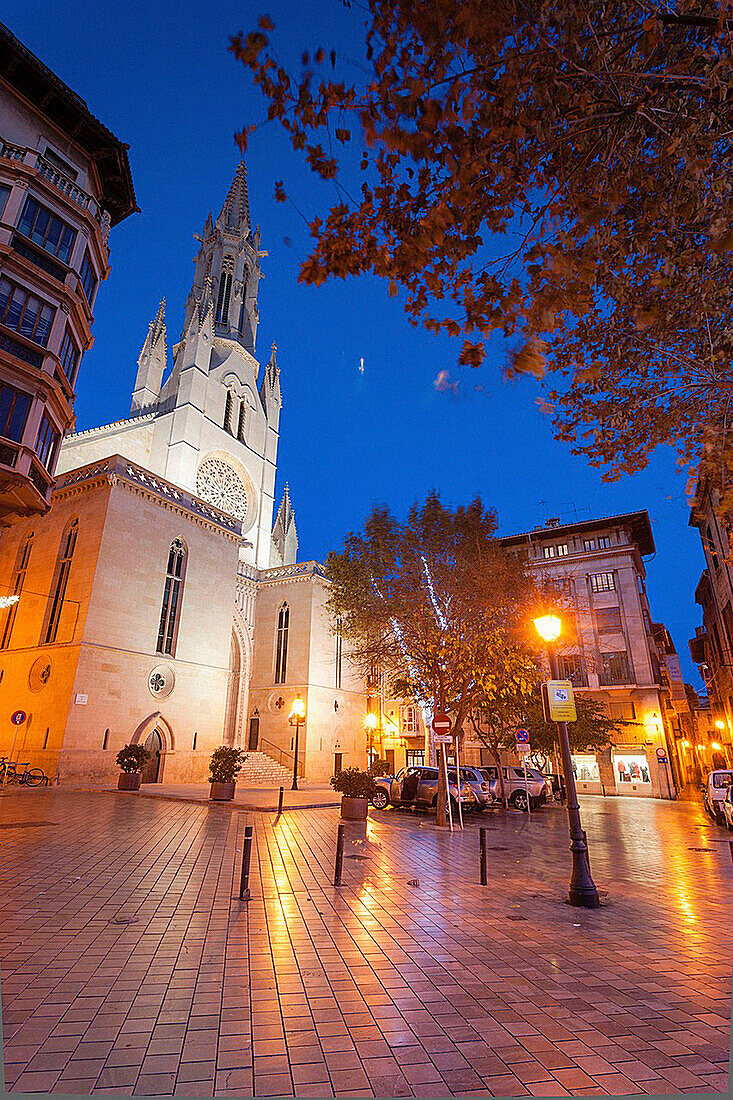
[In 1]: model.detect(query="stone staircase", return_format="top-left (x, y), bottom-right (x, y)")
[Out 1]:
top-left (239, 751), bottom-right (293, 787)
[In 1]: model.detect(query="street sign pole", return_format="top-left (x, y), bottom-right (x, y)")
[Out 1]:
top-left (523, 755), bottom-right (531, 817)
top-left (547, 645), bottom-right (599, 908)
top-left (432, 713), bottom-right (453, 829)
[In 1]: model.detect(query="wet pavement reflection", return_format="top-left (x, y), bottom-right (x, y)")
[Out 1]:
top-left (0, 788), bottom-right (729, 1096)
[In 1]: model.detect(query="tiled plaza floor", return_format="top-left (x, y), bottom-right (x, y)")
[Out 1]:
top-left (0, 790), bottom-right (730, 1097)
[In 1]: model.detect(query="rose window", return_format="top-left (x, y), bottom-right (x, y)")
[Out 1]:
top-left (196, 459), bottom-right (248, 520)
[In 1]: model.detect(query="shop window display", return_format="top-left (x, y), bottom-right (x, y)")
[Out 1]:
top-left (572, 754), bottom-right (600, 782)
top-left (615, 753), bottom-right (650, 784)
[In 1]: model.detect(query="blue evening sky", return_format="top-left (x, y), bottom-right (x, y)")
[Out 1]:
top-left (5, 0), bottom-right (705, 682)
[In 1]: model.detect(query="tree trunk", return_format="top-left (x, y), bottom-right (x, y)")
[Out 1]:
top-left (493, 748), bottom-right (507, 808)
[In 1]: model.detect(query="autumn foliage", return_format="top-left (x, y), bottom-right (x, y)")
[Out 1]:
top-left (232, 2), bottom-right (733, 480)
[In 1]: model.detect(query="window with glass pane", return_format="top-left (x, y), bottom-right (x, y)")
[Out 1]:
top-left (596, 606), bottom-right (622, 633)
top-left (0, 275), bottom-right (54, 346)
top-left (79, 249), bottom-right (98, 304)
top-left (543, 545), bottom-right (555, 558)
top-left (1, 532), bottom-right (33, 649)
top-left (401, 705), bottom-right (418, 733)
top-left (216, 270), bottom-right (232, 323)
top-left (598, 536), bottom-right (611, 548)
top-left (43, 519), bottom-right (78, 644)
top-left (557, 653), bottom-right (588, 686)
top-left (0, 383), bottom-right (31, 442)
top-left (0, 184), bottom-right (10, 218)
top-left (274, 603), bottom-right (289, 683)
top-left (583, 539), bottom-right (595, 551)
top-left (599, 651), bottom-right (631, 685)
top-left (406, 750), bottom-right (424, 768)
top-left (18, 196), bottom-right (76, 263)
top-left (590, 572), bottom-right (615, 592)
top-left (156, 539), bottom-right (187, 656)
top-left (557, 543), bottom-right (568, 556)
top-left (58, 327), bottom-right (80, 381)
top-left (335, 619), bottom-right (342, 688)
top-left (609, 700), bottom-right (636, 720)
top-left (35, 413), bottom-right (60, 470)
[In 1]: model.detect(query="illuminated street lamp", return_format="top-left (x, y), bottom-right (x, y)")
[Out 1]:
top-left (534, 613), bottom-right (600, 909)
top-left (288, 694), bottom-right (306, 791)
top-left (715, 719), bottom-right (725, 730)
top-left (364, 712), bottom-right (378, 772)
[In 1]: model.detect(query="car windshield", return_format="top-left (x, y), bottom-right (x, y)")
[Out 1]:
top-left (712, 772), bottom-right (733, 788)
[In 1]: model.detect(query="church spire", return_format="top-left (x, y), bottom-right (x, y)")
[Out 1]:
top-left (131, 299), bottom-right (167, 413)
top-left (181, 160), bottom-right (264, 355)
top-left (216, 160), bottom-right (251, 236)
top-left (271, 482), bottom-right (298, 566)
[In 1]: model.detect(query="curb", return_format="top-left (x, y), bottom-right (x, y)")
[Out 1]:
top-left (93, 789), bottom-right (340, 812)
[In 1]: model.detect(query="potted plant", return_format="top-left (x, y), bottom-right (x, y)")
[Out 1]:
top-left (116, 744), bottom-right (150, 790)
top-left (208, 746), bottom-right (246, 801)
top-left (330, 767), bottom-right (377, 820)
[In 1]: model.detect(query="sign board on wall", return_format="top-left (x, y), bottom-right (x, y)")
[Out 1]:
top-left (74, 694), bottom-right (88, 706)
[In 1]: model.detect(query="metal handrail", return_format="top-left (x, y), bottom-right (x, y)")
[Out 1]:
top-left (259, 737), bottom-right (305, 773)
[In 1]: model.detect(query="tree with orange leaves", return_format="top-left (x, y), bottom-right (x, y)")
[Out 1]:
top-left (233, 3), bottom-right (733, 483)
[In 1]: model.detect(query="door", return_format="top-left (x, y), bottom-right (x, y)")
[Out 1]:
top-left (334, 752), bottom-right (343, 774)
top-left (247, 715), bottom-right (260, 751)
top-left (141, 729), bottom-right (162, 783)
top-left (385, 749), bottom-right (395, 774)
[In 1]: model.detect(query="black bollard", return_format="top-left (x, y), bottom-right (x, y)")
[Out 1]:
top-left (239, 824), bottom-right (253, 900)
top-left (277, 786), bottom-right (284, 815)
top-left (334, 822), bottom-right (345, 886)
top-left (479, 827), bottom-right (488, 886)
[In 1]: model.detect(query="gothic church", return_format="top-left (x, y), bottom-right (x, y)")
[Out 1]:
top-left (0, 164), bottom-right (370, 785)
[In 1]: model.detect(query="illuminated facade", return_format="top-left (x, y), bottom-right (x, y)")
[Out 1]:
top-left (0, 164), bottom-right (367, 785)
top-left (499, 512), bottom-right (680, 799)
top-left (0, 24), bottom-right (136, 520)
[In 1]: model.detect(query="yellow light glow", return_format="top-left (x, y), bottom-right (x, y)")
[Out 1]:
top-left (289, 695), bottom-right (306, 721)
top-left (682, 740), bottom-right (691, 748)
top-left (715, 720), bottom-right (725, 730)
top-left (0, 594), bottom-right (19, 610)
top-left (533, 615), bottom-right (561, 642)
top-left (364, 713), bottom-right (378, 731)
top-left (696, 744), bottom-right (704, 750)
top-left (712, 742), bottom-right (722, 751)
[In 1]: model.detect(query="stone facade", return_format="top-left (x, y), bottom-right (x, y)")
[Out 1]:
top-left (0, 163), bottom-right (370, 787)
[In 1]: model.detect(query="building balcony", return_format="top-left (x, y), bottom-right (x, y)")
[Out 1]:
top-left (0, 139), bottom-right (110, 246)
top-left (0, 436), bottom-right (54, 518)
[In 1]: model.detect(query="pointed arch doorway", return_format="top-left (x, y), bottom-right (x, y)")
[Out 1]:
top-left (141, 729), bottom-right (163, 783)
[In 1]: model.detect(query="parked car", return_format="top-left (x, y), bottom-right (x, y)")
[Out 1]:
top-left (721, 785), bottom-right (733, 831)
top-left (371, 775), bottom-right (392, 809)
top-left (458, 766), bottom-right (492, 810)
top-left (702, 769), bottom-right (733, 824)
top-left (480, 765), bottom-right (552, 811)
top-left (375, 765), bottom-right (476, 814)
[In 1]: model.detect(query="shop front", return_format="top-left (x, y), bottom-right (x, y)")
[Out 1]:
top-left (613, 751), bottom-right (652, 795)
top-left (571, 753), bottom-right (603, 795)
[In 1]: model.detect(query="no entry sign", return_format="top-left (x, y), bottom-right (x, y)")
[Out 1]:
top-left (432, 712), bottom-right (452, 735)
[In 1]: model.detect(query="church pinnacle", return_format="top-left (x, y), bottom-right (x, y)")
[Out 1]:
top-left (131, 299), bottom-right (167, 413)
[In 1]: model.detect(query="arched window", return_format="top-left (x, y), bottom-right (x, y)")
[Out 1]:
top-left (237, 400), bottom-right (247, 441)
top-left (215, 261), bottom-right (233, 324)
top-left (156, 539), bottom-right (187, 656)
top-left (274, 603), bottom-right (289, 683)
top-left (335, 618), bottom-right (342, 689)
top-left (224, 388), bottom-right (236, 434)
top-left (1, 531), bottom-right (33, 649)
top-left (43, 519), bottom-right (78, 644)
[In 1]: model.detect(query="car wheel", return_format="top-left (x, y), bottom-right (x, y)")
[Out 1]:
top-left (511, 790), bottom-right (529, 812)
top-left (371, 789), bottom-right (389, 810)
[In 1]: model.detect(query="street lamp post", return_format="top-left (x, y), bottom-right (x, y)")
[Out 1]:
top-left (534, 615), bottom-right (600, 909)
top-left (288, 695), bottom-right (306, 791)
top-left (364, 712), bottom-right (378, 772)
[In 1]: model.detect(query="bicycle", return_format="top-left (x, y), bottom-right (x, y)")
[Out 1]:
top-left (0, 757), bottom-right (48, 786)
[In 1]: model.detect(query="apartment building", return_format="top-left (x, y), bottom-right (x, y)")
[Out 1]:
top-left (0, 22), bottom-right (136, 520)
top-left (500, 511), bottom-right (678, 799)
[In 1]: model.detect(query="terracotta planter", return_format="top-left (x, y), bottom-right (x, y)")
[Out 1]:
top-left (209, 781), bottom-right (236, 801)
top-left (118, 772), bottom-right (141, 791)
top-left (341, 796), bottom-right (368, 821)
